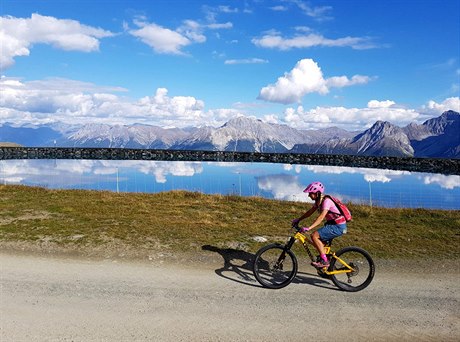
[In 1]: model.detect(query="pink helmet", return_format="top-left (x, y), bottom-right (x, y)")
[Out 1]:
top-left (303, 181), bottom-right (324, 194)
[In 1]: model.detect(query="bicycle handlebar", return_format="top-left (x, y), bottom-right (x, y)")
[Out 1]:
top-left (291, 222), bottom-right (301, 232)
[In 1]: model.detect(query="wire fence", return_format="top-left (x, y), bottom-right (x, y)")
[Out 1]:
top-left (1, 159), bottom-right (459, 210)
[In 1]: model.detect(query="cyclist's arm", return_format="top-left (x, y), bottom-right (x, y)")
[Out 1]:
top-left (307, 208), bottom-right (328, 231)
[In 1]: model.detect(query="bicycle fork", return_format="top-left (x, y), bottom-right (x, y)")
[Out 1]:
top-left (274, 237), bottom-right (297, 270)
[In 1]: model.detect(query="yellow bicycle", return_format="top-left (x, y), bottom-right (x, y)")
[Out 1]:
top-left (253, 224), bottom-right (375, 292)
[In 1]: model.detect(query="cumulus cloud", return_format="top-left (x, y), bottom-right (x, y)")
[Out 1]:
top-left (1, 76), bottom-right (457, 131)
top-left (256, 174), bottom-right (307, 202)
top-left (0, 77), bottom-right (242, 128)
top-left (137, 88), bottom-right (207, 126)
top-left (0, 77), bottom-right (129, 125)
top-left (282, 99), bottom-right (423, 130)
top-left (1, 160), bottom-right (203, 187)
top-left (421, 97), bottom-right (460, 116)
top-left (305, 165), bottom-right (459, 190)
top-left (367, 100), bottom-right (396, 108)
top-left (258, 59), bottom-right (372, 104)
top-left (282, 97), bottom-right (460, 130)
top-left (306, 165), bottom-right (410, 183)
top-left (136, 161), bottom-right (203, 183)
top-left (422, 174), bottom-right (460, 189)
top-left (0, 13), bottom-right (114, 69)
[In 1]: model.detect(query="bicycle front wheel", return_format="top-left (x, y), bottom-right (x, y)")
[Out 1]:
top-left (330, 246), bottom-right (375, 292)
top-left (253, 244), bottom-right (298, 289)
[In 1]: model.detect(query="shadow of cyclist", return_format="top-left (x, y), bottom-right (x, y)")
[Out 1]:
top-left (202, 245), bottom-right (339, 290)
top-left (201, 245), bottom-right (259, 287)
top-left (292, 271), bottom-right (339, 291)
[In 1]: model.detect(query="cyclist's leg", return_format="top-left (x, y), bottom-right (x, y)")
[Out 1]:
top-left (312, 224), bottom-right (346, 267)
top-left (318, 223), bottom-right (346, 243)
top-left (311, 231), bottom-right (326, 255)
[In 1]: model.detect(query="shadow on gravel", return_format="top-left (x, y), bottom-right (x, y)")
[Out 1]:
top-left (202, 245), bottom-right (259, 287)
top-left (202, 245), bottom-right (337, 290)
top-left (292, 272), bottom-right (339, 291)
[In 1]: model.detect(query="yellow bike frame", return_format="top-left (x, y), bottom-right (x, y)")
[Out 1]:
top-left (294, 232), bottom-right (355, 276)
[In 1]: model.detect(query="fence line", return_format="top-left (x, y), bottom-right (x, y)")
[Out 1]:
top-left (2, 159), bottom-right (459, 210)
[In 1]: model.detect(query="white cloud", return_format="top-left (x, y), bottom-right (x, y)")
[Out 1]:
top-left (263, 114), bottom-right (279, 124)
top-left (306, 165), bottom-right (411, 184)
top-left (0, 77), bottom-right (240, 128)
top-left (283, 0), bottom-right (333, 21)
top-left (138, 88), bottom-right (207, 125)
top-left (252, 31), bottom-right (377, 50)
top-left (130, 21), bottom-right (192, 55)
top-left (256, 174), bottom-right (307, 202)
top-left (207, 22), bottom-right (233, 29)
top-left (422, 174), bottom-right (460, 190)
top-left (206, 108), bottom-right (243, 123)
top-left (129, 15), bottom-right (233, 55)
top-left (368, 100), bottom-right (396, 108)
top-left (218, 6), bottom-right (239, 13)
top-left (421, 97), bottom-right (460, 116)
top-left (282, 100), bottom-right (422, 130)
top-left (203, 4), bottom-right (240, 25)
top-left (326, 75), bottom-right (371, 88)
top-left (178, 20), bottom-right (207, 43)
top-left (0, 13), bottom-right (114, 69)
top-left (258, 59), bottom-right (328, 104)
top-left (283, 97), bottom-right (459, 130)
top-left (224, 58), bottom-right (268, 65)
top-left (0, 77), bottom-right (129, 125)
top-left (0, 160), bottom-right (204, 187)
top-left (1, 76), bottom-right (457, 132)
top-left (258, 59), bottom-right (372, 104)
top-left (137, 161), bottom-right (203, 183)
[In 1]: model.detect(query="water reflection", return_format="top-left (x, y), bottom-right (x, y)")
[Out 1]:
top-left (1, 159), bottom-right (459, 210)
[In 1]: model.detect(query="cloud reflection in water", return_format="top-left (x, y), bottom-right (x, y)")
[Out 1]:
top-left (0, 159), bottom-right (458, 209)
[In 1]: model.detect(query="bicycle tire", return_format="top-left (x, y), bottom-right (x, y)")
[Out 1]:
top-left (253, 244), bottom-right (298, 289)
top-left (329, 246), bottom-right (375, 292)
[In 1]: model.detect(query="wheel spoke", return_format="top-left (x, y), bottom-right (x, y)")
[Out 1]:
top-left (253, 245), bottom-right (297, 289)
top-left (330, 247), bottom-right (375, 292)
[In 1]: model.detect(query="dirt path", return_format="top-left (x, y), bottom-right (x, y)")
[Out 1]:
top-left (1, 252), bottom-right (459, 342)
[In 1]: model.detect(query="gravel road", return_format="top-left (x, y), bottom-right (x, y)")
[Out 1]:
top-left (1, 252), bottom-right (459, 342)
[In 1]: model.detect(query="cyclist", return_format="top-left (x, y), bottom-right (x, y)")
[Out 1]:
top-left (292, 181), bottom-right (347, 268)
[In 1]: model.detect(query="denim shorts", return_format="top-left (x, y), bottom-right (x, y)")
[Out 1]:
top-left (318, 223), bottom-right (347, 242)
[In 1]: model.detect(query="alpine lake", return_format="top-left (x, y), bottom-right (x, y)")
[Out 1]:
top-left (2, 159), bottom-right (459, 210)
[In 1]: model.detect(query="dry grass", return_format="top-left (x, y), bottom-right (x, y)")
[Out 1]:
top-left (1, 185), bottom-right (459, 259)
top-left (0, 142), bottom-right (22, 147)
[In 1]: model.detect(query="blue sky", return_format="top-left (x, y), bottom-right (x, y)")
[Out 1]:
top-left (1, 0), bottom-right (459, 131)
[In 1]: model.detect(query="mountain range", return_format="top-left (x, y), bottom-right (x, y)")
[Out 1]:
top-left (1, 110), bottom-right (459, 158)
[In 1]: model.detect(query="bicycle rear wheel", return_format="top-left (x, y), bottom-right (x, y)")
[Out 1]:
top-left (329, 246), bottom-right (375, 292)
top-left (253, 244), bottom-right (298, 289)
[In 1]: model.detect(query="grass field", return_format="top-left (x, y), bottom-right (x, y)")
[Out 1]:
top-left (1, 185), bottom-right (459, 260)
